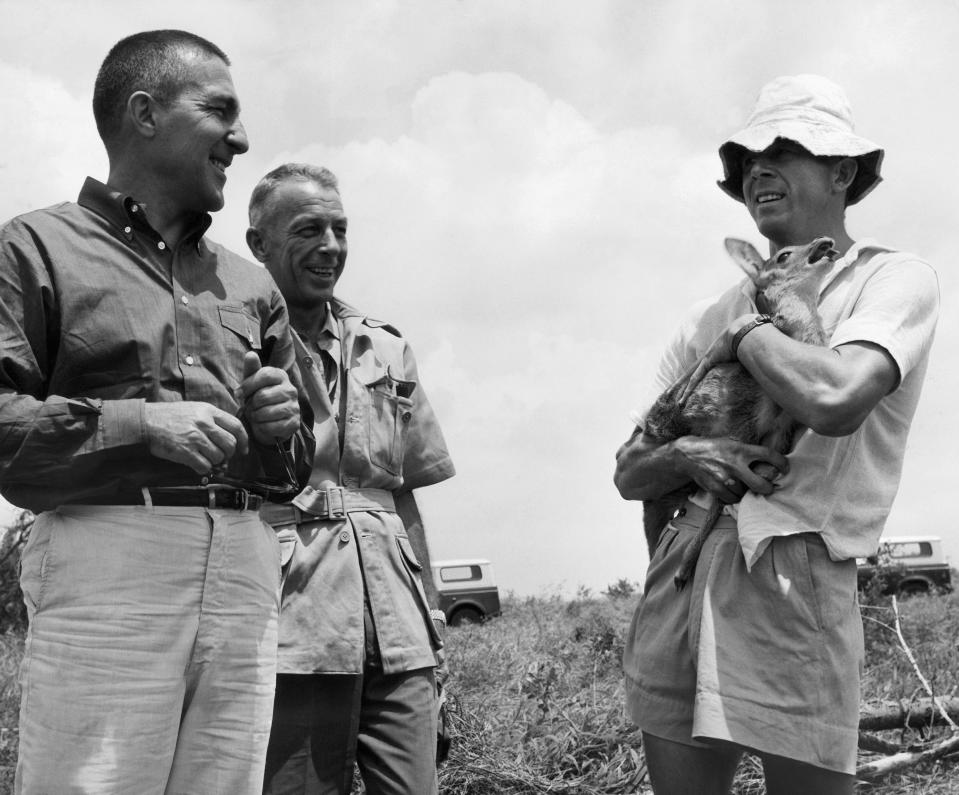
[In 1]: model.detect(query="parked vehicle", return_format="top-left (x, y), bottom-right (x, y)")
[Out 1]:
top-left (431, 558), bottom-right (501, 626)
top-left (856, 535), bottom-right (953, 596)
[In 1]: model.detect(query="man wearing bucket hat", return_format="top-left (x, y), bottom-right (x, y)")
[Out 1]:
top-left (615, 74), bottom-right (939, 793)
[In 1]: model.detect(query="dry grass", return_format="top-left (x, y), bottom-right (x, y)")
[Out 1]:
top-left (437, 586), bottom-right (959, 794)
top-left (1, 581), bottom-right (958, 793)
top-left (0, 632), bottom-right (21, 794)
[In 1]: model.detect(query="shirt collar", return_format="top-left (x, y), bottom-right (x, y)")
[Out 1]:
top-left (736, 237), bottom-right (899, 302)
top-left (819, 237), bottom-right (896, 295)
top-left (77, 176), bottom-right (212, 245)
top-left (319, 302), bottom-right (339, 340)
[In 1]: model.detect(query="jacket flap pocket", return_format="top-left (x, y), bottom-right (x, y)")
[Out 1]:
top-left (396, 535), bottom-right (423, 571)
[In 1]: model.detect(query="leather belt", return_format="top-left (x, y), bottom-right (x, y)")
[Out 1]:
top-left (75, 486), bottom-right (264, 512)
top-left (261, 487), bottom-right (396, 525)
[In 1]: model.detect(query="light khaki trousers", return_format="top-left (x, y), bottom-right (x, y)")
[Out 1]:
top-left (16, 504), bottom-right (281, 794)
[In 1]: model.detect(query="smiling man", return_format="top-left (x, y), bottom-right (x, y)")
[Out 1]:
top-left (246, 163), bottom-right (454, 795)
top-left (614, 75), bottom-right (939, 794)
top-left (0, 30), bottom-right (312, 794)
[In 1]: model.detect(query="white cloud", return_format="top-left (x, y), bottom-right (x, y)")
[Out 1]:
top-left (0, 0), bottom-right (956, 592)
top-left (0, 63), bottom-right (104, 220)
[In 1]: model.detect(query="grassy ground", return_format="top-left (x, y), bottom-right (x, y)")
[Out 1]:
top-left (436, 585), bottom-right (959, 794)
top-left (0, 586), bottom-right (957, 793)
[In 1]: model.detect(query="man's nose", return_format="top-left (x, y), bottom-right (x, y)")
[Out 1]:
top-left (747, 158), bottom-right (775, 178)
top-left (319, 228), bottom-right (340, 251)
top-left (227, 119), bottom-right (249, 154)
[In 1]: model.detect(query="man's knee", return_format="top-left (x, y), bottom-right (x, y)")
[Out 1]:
top-left (760, 752), bottom-right (855, 795)
top-left (642, 733), bottom-right (740, 795)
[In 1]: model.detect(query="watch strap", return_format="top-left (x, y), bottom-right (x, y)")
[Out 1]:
top-left (731, 314), bottom-right (774, 358)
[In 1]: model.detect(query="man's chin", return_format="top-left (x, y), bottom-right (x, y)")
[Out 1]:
top-left (753, 215), bottom-right (791, 244)
top-left (206, 193), bottom-right (226, 213)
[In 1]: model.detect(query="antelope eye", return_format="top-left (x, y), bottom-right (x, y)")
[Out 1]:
top-left (776, 250), bottom-right (792, 264)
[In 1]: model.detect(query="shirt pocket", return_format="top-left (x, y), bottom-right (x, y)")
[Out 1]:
top-left (217, 306), bottom-right (262, 388)
top-left (363, 366), bottom-right (415, 476)
top-left (219, 306), bottom-right (262, 350)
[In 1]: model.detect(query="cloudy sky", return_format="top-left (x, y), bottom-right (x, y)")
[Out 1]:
top-left (1, 0), bottom-right (956, 596)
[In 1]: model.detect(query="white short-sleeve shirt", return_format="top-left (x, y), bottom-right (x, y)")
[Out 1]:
top-left (636, 239), bottom-right (939, 568)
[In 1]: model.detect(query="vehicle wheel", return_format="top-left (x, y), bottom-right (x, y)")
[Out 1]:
top-left (449, 606), bottom-right (484, 626)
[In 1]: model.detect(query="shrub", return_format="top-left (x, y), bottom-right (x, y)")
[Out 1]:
top-left (0, 512), bottom-right (32, 633)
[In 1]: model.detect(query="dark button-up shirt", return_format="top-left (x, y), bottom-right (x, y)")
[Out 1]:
top-left (0, 177), bottom-right (312, 512)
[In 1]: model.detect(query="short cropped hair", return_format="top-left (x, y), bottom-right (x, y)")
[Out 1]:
top-left (93, 29), bottom-right (229, 143)
top-left (248, 163), bottom-right (340, 227)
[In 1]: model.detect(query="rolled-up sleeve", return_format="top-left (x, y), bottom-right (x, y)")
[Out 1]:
top-left (829, 256), bottom-right (940, 384)
top-left (396, 341), bottom-right (454, 492)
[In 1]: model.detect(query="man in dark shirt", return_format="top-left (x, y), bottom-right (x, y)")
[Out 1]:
top-left (0, 30), bottom-right (312, 794)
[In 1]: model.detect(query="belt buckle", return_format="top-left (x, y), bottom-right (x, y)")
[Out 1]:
top-left (235, 488), bottom-right (253, 511)
top-left (325, 487), bottom-right (346, 519)
top-left (207, 485), bottom-right (251, 511)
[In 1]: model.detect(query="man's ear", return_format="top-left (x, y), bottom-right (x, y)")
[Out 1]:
top-left (246, 226), bottom-right (268, 263)
top-left (833, 157), bottom-right (858, 194)
top-left (126, 91), bottom-right (160, 139)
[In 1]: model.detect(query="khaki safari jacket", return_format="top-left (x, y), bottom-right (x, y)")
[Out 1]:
top-left (262, 299), bottom-right (455, 675)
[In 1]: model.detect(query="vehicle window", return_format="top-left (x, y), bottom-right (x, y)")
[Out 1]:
top-left (883, 542), bottom-right (932, 559)
top-left (440, 565), bottom-right (482, 582)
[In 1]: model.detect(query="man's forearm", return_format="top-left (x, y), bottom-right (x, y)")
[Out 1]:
top-left (737, 325), bottom-right (898, 436)
top-left (614, 431), bottom-right (693, 502)
top-left (0, 394), bottom-right (144, 484)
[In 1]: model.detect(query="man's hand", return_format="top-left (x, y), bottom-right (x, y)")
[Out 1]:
top-left (235, 351), bottom-right (301, 444)
top-left (143, 402), bottom-right (249, 473)
top-left (433, 628), bottom-right (452, 766)
top-left (677, 436), bottom-right (789, 504)
top-left (433, 619), bottom-right (449, 689)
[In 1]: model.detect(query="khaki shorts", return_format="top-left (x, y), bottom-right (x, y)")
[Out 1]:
top-left (623, 502), bottom-right (863, 774)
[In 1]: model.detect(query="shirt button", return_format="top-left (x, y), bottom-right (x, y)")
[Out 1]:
top-left (200, 476), bottom-right (209, 485)
top-left (303, 356), bottom-right (314, 368)
top-left (185, 355), bottom-right (195, 366)
top-left (181, 296), bottom-right (189, 305)
top-left (158, 241), bottom-right (166, 250)
top-left (131, 205), bottom-right (139, 213)
top-left (123, 226), bottom-right (132, 234)
top-left (339, 530), bottom-right (350, 543)
top-left (402, 411), bottom-right (412, 423)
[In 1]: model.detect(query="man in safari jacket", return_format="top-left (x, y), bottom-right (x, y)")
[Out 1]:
top-left (247, 162), bottom-right (455, 795)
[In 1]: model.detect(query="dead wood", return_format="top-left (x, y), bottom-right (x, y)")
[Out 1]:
top-left (858, 732), bottom-right (903, 755)
top-left (859, 698), bottom-right (959, 732)
top-left (856, 731), bottom-right (959, 781)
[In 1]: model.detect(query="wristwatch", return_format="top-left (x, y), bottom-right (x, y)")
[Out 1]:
top-left (429, 609), bottom-right (447, 627)
top-left (731, 314), bottom-right (774, 358)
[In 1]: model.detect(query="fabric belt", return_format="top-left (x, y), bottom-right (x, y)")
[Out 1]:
top-left (262, 487), bottom-right (396, 525)
top-left (671, 500), bottom-right (738, 532)
top-left (74, 486), bottom-right (264, 511)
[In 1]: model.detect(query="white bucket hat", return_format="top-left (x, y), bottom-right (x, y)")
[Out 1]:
top-left (718, 74), bottom-right (884, 206)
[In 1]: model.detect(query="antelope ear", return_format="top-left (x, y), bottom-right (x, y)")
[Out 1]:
top-left (724, 238), bottom-right (765, 282)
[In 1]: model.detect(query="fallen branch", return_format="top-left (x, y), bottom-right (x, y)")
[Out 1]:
top-left (859, 698), bottom-right (959, 731)
top-left (891, 595), bottom-right (957, 730)
top-left (855, 596), bottom-right (959, 781)
top-left (858, 732), bottom-right (902, 755)
top-left (857, 732), bottom-right (959, 781)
